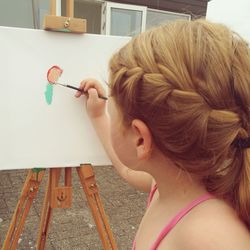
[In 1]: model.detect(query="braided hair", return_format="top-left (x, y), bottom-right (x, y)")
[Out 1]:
top-left (109, 19), bottom-right (250, 229)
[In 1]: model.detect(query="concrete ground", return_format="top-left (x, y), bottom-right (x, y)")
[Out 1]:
top-left (0, 166), bottom-right (147, 250)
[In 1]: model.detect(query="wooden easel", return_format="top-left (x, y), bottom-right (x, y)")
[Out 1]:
top-left (2, 1), bottom-right (117, 249)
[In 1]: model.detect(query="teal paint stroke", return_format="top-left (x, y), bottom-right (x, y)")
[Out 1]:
top-left (32, 168), bottom-right (46, 181)
top-left (57, 28), bottom-right (70, 32)
top-left (51, 28), bottom-right (70, 33)
top-left (32, 168), bottom-right (45, 173)
top-left (44, 83), bottom-right (54, 105)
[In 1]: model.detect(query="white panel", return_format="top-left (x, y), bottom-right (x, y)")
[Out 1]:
top-left (206, 0), bottom-right (250, 41)
top-left (0, 26), bottom-right (130, 170)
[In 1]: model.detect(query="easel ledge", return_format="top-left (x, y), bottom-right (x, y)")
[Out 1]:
top-left (44, 15), bottom-right (86, 33)
top-left (44, 0), bottom-right (87, 33)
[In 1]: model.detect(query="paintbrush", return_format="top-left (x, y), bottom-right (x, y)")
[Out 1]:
top-left (47, 65), bottom-right (108, 100)
top-left (54, 82), bottom-right (108, 100)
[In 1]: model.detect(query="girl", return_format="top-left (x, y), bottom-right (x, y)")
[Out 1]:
top-left (75, 19), bottom-right (250, 249)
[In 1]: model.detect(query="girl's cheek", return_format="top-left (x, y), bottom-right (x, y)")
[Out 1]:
top-left (111, 130), bottom-right (138, 168)
top-left (110, 129), bottom-right (126, 161)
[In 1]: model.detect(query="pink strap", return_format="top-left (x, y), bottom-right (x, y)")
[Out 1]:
top-left (132, 239), bottom-right (136, 250)
top-left (147, 184), bottom-right (158, 207)
top-left (149, 193), bottom-right (214, 250)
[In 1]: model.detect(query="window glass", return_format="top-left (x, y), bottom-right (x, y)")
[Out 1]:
top-left (0, 0), bottom-right (35, 28)
top-left (110, 8), bottom-right (143, 36)
top-left (146, 9), bottom-right (190, 30)
top-left (0, 0), bottom-right (50, 29)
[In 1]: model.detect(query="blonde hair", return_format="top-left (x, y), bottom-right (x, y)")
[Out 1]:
top-left (109, 19), bottom-right (250, 229)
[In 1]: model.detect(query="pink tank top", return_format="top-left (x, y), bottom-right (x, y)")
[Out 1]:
top-left (132, 185), bottom-right (214, 250)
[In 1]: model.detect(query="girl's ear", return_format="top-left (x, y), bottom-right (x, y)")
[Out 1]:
top-left (131, 119), bottom-right (153, 160)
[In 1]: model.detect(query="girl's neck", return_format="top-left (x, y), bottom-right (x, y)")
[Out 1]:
top-left (146, 152), bottom-right (207, 206)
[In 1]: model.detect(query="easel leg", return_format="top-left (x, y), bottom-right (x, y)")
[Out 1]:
top-left (36, 168), bottom-right (61, 250)
top-left (77, 164), bottom-right (118, 250)
top-left (2, 169), bottom-right (45, 250)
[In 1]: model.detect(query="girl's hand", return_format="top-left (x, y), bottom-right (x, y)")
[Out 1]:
top-left (75, 78), bottom-right (107, 119)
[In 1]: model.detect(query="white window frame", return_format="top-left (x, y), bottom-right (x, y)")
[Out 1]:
top-left (104, 1), bottom-right (147, 35)
top-left (147, 8), bottom-right (191, 22)
top-left (56, 0), bottom-right (62, 16)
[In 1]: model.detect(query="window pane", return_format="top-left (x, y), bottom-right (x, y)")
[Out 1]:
top-left (146, 10), bottom-right (189, 30)
top-left (38, 0), bottom-right (50, 29)
top-left (0, 0), bottom-right (35, 28)
top-left (110, 8), bottom-right (142, 36)
top-left (0, 0), bottom-right (50, 29)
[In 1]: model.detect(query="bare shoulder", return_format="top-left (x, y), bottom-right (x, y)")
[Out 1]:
top-left (176, 198), bottom-right (250, 250)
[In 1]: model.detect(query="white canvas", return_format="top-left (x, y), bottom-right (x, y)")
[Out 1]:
top-left (0, 26), bottom-right (130, 170)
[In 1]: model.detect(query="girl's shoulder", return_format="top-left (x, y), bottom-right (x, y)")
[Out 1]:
top-left (174, 198), bottom-right (250, 250)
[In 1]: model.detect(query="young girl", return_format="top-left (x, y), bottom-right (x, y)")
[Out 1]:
top-left (75, 19), bottom-right (250, 249)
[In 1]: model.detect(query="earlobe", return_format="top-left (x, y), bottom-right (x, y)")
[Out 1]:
top-left (131, 119), bottom-right (153, 160)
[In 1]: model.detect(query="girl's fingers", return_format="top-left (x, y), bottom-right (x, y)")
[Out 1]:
top-left (83, 79), bottom-right (106, 97)
top-left (75, 80), bottom-right (86, 97)
top-left (75, 79), bottom-right (106, 99)
top-left (74, 91), bottom-right (82, 97)
top-left (87, 88), bottom-right (99, 100)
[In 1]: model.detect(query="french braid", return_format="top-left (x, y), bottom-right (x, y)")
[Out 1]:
top-left (109, 19), bottom-right (250, 229)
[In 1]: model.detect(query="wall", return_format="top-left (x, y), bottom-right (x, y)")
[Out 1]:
top-left (207, 0), bottom-right (250, 41)
top-left (110, 0), bottom-right (209, 17)
top-left (0, 0), bottom-right (34, 28)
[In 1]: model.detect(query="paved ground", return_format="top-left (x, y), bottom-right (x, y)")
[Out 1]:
top-left (0, 166), bottom-right (147, 250)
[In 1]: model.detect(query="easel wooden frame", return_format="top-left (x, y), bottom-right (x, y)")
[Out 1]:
top-left (2, 1), bottom-right (117, 249)
top-left (2, 165), bottom-right (117, 250)
top-left (44, 0), bottom-right (86, 33)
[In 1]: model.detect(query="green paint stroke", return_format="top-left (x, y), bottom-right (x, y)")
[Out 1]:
top-left (45, 83), bottom-right (53, 105)
top-left (57, 28), bottom-right (70, 32)
top-left (32, 168), bottom-right (45, 181)
top-left (32, 168), bottom-right (45, 173)
top-left (50, 28), bottom-right (70, 33)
